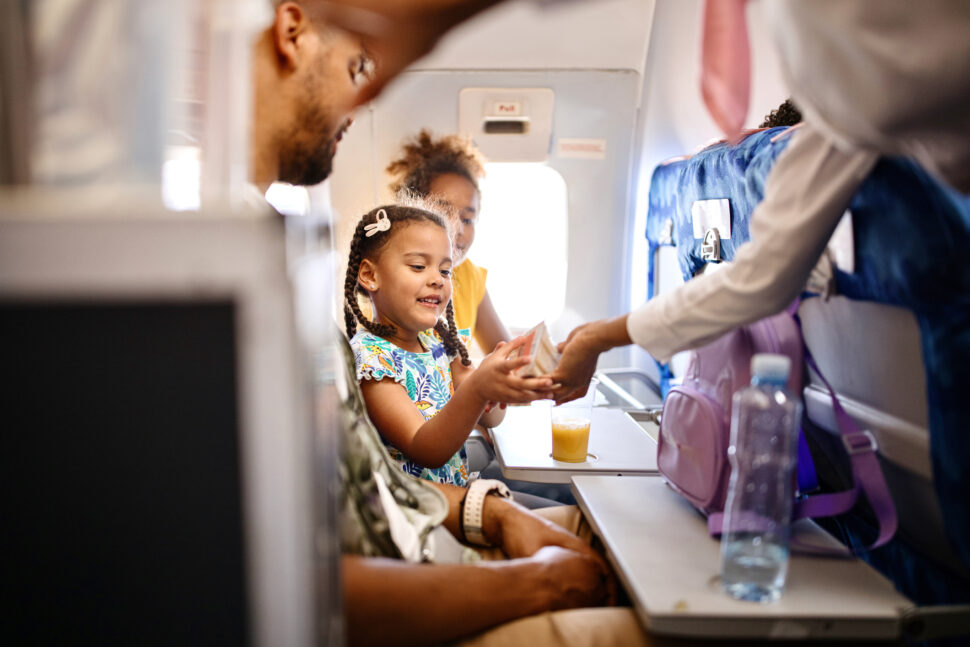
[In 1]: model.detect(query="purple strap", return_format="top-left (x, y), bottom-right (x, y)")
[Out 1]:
top-left (709, 303), bottom-right (898, 554)
top-left (794, 348), bottom-right (898, 550)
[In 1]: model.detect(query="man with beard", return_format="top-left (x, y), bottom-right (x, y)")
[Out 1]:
top-left (252, 2), bottom-right (363, 189)
top-left (252, 4), bottom-right (644, 647)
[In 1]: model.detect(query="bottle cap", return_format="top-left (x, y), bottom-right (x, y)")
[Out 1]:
top-left (751, 353), bottom-right (791, 382)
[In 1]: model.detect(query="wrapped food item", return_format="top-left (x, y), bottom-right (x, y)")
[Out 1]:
top-left (512, 322), bottom-right (561, 377)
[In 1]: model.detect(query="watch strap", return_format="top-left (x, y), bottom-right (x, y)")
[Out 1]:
top-left (462, 478), bottom-right (512, 547)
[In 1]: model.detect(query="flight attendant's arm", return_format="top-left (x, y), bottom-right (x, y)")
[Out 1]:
top-left (552, 124), bottom-right (877, 401)
top-left (628, 123), bottom-right (877, 361)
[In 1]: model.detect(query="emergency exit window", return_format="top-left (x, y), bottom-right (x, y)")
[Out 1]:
top-left (471, 163), bottom-right (567, 330)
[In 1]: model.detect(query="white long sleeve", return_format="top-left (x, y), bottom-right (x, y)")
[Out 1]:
top-left (627, 124), bottom-right (877, 363)
top-left (767, 0), bottom-right (970, 193)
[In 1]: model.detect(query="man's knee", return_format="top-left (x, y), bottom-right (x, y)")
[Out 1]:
top-left (455, 607), bottom-right (651, 647)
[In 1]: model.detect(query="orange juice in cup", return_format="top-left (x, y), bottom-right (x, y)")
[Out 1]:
top-left (551, 417), bottom-right (591, 462)
top-left (550, 378), bottom-right (598, 463)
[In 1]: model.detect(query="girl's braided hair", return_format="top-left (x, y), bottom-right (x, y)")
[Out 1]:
top-left (343, 204), bottom-right (471, 366)
top-left (386, 129), bottom-right (486, 197)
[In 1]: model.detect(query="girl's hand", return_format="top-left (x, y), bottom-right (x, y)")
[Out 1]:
top-left (469, 337), bottom-right (554, 404)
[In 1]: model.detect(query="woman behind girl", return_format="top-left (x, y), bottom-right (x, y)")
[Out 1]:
top-left (386, 129), bottom-right (510, 354)
top-left (344, 204), bottom-right (552, 485)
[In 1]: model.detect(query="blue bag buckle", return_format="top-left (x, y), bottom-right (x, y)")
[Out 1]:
top-left (842, 430), bottom-right (878, 455)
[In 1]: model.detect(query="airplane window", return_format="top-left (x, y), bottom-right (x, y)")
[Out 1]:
top-left (471, 163), bottom-right (568, 331)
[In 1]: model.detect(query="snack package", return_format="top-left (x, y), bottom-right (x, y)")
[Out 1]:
top-left (511, 321), bottom-right (561, 377)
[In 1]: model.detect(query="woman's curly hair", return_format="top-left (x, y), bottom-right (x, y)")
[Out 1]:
top-left (759, 98), bottom-right (803, 129)
top-left (343, 204), bottom-right (471, 365)
top-left (386, 129), bottom-right (487, 197)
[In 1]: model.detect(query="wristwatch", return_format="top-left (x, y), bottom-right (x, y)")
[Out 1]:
top-left (461, 478), bottom-right (512, 547)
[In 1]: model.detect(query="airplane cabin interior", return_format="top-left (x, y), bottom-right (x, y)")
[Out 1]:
top-left (1, 1), bottom-right (969, 646)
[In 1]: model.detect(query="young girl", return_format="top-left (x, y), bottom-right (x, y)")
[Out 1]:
top-left (344, 205), bottom-right (552, 486)
top-left (386, 129), bottom-right (511, 353)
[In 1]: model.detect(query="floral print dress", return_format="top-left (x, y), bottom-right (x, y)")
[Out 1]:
top-left (351, 329), bottom-right (471, 486)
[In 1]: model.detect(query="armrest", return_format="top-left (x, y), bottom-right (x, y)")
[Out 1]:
top-left (595, 368), bottom-right (662, 410)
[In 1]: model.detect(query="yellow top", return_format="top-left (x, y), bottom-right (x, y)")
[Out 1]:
top-left (451, 259), bottom-right (487, 339)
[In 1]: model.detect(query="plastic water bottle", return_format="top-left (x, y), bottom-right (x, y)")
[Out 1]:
top-left (720, 353), bottom-right (801, 603)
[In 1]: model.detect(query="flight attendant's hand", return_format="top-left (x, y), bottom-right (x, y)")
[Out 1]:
top-left (551, 316), bottom-right (633, 404)
top-left (550, 324), bottom-right (602, 404)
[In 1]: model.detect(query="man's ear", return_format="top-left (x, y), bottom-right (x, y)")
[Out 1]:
top-left (358, 258), bottom-right (378, 291)
top-left (272, 2), bottom-right (312, 69)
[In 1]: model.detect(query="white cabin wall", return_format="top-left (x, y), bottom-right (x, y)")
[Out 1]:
top-left (636, 0), bottom-right (788, 172)
top-left (627, 0), bottom-right (790, 380)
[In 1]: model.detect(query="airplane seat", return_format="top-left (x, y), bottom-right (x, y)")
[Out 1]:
top-left (645, 127), bottom-right (794, 395)
top-left (644, 131), bottom-right (970, 608)
top-left (0, 196), bottom-right (330, 646)
top-left (807, 156), bottom-right (970, 607)
top-left (799, 297), bottom-right (970, 606)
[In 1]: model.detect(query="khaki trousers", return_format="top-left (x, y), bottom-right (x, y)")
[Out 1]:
top-left (456, 506), bottom-right (650, 647)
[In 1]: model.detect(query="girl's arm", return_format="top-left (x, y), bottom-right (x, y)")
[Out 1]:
top-left (360, 375), bottom-right (488, 467)
top-left (472, 289), bottom-right (511, 353)
top-left (362, 337), bottom-right (551, 468)
top-left (451, 355), bottom-right (505, 429)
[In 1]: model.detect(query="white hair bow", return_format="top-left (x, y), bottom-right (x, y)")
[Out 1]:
top-left (364, 209), bottom-right (392, 237)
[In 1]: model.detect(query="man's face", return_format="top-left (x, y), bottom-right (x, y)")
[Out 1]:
top-left (276, 29), bottom-right (372, 186)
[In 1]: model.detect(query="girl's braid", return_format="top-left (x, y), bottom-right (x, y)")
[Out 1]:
top-left (435, 300), bottom-right (471, 366)
top-left (343, 219), bottom-right (397, 339)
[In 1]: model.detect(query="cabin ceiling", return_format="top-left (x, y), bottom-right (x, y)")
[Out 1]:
top-left (413, 0), bottom-right (656, 74)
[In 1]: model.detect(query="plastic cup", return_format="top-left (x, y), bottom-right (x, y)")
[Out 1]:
top-left (551, 378), bottom-right (598, 462)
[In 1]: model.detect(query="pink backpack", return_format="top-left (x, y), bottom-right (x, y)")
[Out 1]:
top-left (657, 309), bottom-right (802, 516)
top-left (656, 306), bottom-right (897, 549)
